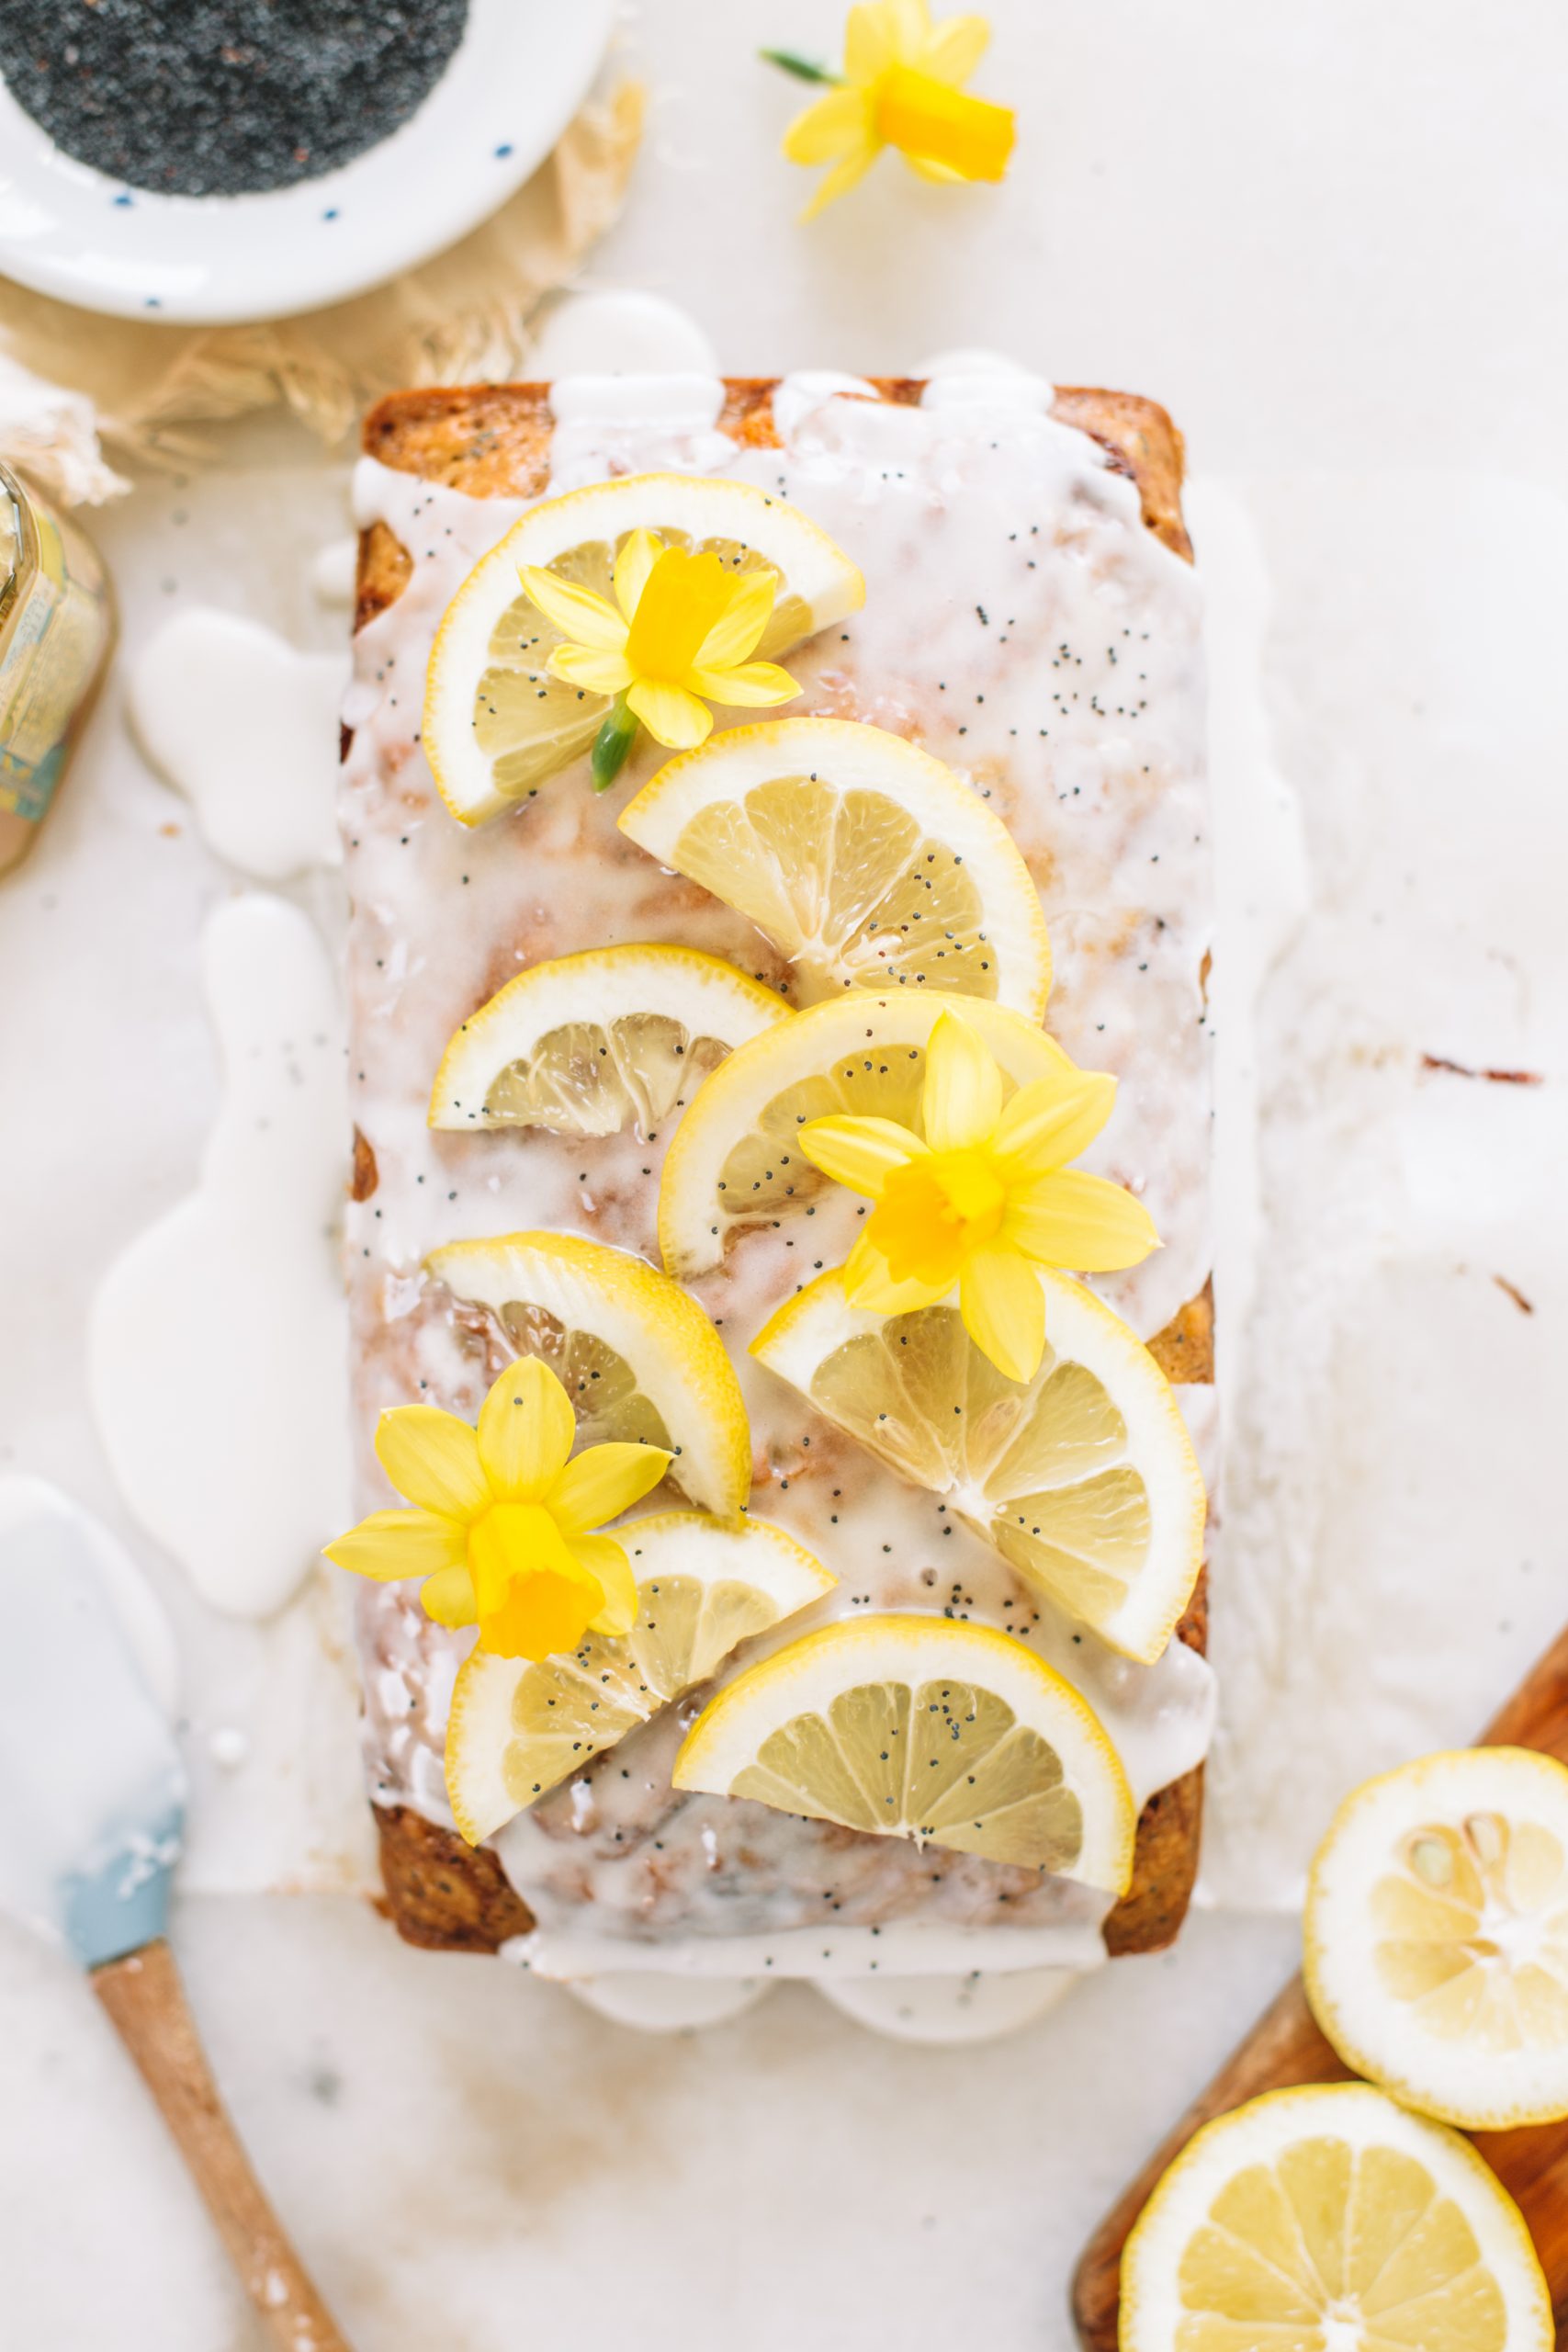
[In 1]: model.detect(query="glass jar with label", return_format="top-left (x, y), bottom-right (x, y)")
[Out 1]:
top-left (0, 462), bottom-right (115, 876)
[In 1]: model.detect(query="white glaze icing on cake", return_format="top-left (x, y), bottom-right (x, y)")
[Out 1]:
top-left (340, 375), bottom-right (1214, 1973)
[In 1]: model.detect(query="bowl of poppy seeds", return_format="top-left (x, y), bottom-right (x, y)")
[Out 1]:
top-left (0, 0), bottom-right (615, 322)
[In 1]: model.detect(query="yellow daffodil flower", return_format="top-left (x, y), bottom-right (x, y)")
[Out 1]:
top-left (797, 1009), bottom-right (1159, 1382)
top-left (772, 1), bottom-right (1015, 220)
top-left (325, 1356), bottom-right (671, 1661)
top-left (520, 530), bottom-right (800, 787)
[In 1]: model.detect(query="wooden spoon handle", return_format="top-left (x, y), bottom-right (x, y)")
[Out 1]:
top-left (92, 1938), bottom-right (352, 2352)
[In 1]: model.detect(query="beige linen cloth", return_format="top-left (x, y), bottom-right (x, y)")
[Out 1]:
top-left (0, 81), bottom-right (643, 505)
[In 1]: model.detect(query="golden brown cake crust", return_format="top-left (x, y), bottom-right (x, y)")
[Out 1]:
top-left (353, 375), bottom-right (1208, 1963)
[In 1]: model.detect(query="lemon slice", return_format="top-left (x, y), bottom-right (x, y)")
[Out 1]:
top-left (657, 989), bottom-right (1074, 1280)
top-left (429, 944), bottom-right (791, 1139)
top-left (752, 1267), bottom-right (1203, 1663)
top-left (423, 473), bottom-right (867, 825)
top-left (1121, 2082), bottom-right (1551, 2352)
top-left (1303, 1747), bottom-right (1568, 2132)
top-left (446, 1511), bottom-right (835, 1844)
top-left (618, 718), bottom-right (1052, 1014)
top-left (425, 1231), bottom-right (750, 1517)
top-left (673, 1612), bottom-right (1134, 1889)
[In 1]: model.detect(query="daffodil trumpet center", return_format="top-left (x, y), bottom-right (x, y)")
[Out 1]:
top-left (467, 1501), bottom-right (601, 1660)
top-left (871, 64), bottom-right (1014, 181)
top-left (875, 1148), bottom-right (1008, 1281)
top-left (623, 548), bottom-right (736, 683)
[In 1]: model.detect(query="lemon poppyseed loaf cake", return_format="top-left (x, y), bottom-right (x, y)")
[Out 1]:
top-left (340, 371), bottom-right (1215, 1981)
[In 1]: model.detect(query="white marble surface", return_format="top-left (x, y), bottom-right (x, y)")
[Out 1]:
top-left (3, 0), bottom-right (1567, 2342)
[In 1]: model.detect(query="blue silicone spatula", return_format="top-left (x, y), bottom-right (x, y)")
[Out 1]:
top-left (0, 1485), bottom-right (351, 2352)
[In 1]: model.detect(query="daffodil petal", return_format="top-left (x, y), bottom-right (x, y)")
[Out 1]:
top-left (614, 528), bottom-right (661, 620)
top-left (992, 1069), bottom-right (1116, 1175)
top-left (686, 660), bottom-right (802, 707)
top-left (477, 1355), bottom-right (577, 1501)
top-left (324, 1508), bottom-right (466, 1583)
top-left (842, 1229), bottom-right (951, 1314)
top-left (420, 1563), bottom-right (478, 1627)
top-left (922, 12), bottom-right (989, 84)
top-left (692, 569), bottom-right (778, 670)
top-left (1005, 1170), bottom-right (1161, 1272)
top-left (799, 144), bottom-right (879, 220)
top-left (797, 1113), bottom-right (925, 1198)
top-left (375, 1406), bottom-right (488, 1519)
top-left (782, 85), bottom-right (871, 164)
top-left (575, 1534), bottom-right (638, 1638)
top-left (626, 678), bottom-right (713, 749)
top-left (921, 1007), bottom-right (1004, 1150)
top-left (517, 565), bottom-right (628, 652)
top-left (901, 152), bottom-right (968, 183)
top-left (547, 1441), bottom-right (672, 1534)
top-left (843, 0), bottom-right (901, 79)
top-left (547, 644), bottom-right (633, 695)
top-left (960, 1247), bottom-right (1046, 1383)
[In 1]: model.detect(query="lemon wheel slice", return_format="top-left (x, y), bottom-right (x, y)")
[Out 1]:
top-left (673, 1612), bottom-right (1134, 1890)
top-left (446, 1510), bottom-right (835, 1844)
top-left (423, 473), bottom-right (866, 825)
top-left (657, 989), bottom-right (1075, 1281)
top-left (752, 1266), bottom-right (1203, 1663)
top-left (1121, 2082), bottom-right (1551, 2352)
top-left (424, 1231), bottom-right (750, 1517)
top-left (1304, 1747), bottom-right (1568, 2132)
top-left (618, 718), bottom-right (1052, 1014)
top-left (429, 944), bottom-right (791, 1139)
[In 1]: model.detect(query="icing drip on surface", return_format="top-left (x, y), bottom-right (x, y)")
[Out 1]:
top-left (90, 895), bottom-right (352, 1621)
top-left (128, 607), bottom-right (348, 882)
top-left (342, 379), bottom-right (1213, 1971)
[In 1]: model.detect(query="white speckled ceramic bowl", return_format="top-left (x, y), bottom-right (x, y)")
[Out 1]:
top-left (0, 0), bottom-right (614, 325)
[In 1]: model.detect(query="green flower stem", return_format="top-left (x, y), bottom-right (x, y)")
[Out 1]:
top-left (759, 47), bottom-right (843, 84)
top-left (591, 693), bottom-right (639, 792)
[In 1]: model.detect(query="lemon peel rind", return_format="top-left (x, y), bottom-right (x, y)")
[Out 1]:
top-left (424, 1229), bottom-right (752, 1518)
top-left (428, 943), bottom-right (792, 1132)
top-left (1303, 1745), bottom-right (1568, 2133)
top-left (1120, 2081), bottom-right (1552, 2352)
top-left (751, 1262), bottom-right (1206, 1666)
top-left (617, 715), bottom-right (1053, 1017)
top-left (671, 1610), bottom-right (1136, 1895)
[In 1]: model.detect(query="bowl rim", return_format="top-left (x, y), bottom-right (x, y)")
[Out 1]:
top-left (0, 0), bottom-right (615, 326)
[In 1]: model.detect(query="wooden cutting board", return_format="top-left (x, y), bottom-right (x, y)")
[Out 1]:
top-left (1072, 1622), bottom-right (1568, 2350)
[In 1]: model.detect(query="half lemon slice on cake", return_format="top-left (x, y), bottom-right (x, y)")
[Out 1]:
top-left (673, 1613), bottom-right (1135, 1890)
top-left (658, 990), bottom-right (1074, 1281)
top-left (446, 1511), bottom-right (834, 1844)
top-left (425, 1231), bottom-right (751, 1518)
top-left (424, 474), bottom-right (866, 824)
top-left (618, 718), bottom-right (1052, 1014)
top-left (429, 944), bottom-right (791, 1138)
top-left (1304, 1747), bottom-right (1568, 2132)
top-left (752, 1267), bottom-right (1204, 1663)
top-left (1121, 2083), bottom-right (1551, 2352)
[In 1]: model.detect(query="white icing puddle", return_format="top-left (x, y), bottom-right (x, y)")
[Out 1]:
top-left (128, 607), bottom-right (348, 882)
top-left (89, 894), bottom-right (352, 1621)
top-left (529, 288), bottom-right (719, 379)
